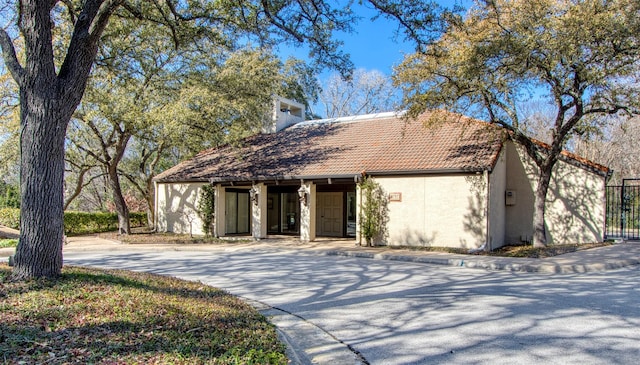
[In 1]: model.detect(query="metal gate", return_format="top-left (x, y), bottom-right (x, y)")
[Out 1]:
top-left (605, 179), bottom-right (640, 240)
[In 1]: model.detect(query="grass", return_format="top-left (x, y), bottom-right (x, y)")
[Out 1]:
top-left (0, 238), bottom-right (18, 248)
top-left (0, 264), bottom-right (287, 364)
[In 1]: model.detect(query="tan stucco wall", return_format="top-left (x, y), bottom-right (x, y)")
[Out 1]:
top-left (374, 175), bottom-right (488, 249)
top-left (156, 182), bottom-right (206, 236)
top-left (504, 142), bottom-right (536, 244)
top-left (488, 148), bottom-right (507, 249)
top-left (505, 142), bottom-right (606, 245)
top-left (546, 157), bottom-right (606, 244)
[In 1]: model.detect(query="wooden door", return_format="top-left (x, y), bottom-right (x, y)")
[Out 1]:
top-left (317, 192), bottom-right (343, 237)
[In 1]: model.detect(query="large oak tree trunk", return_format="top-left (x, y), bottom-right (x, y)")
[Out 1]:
top-left (12, 92), bottom-right (68, 280)
top-left (1, 0), bottom-right (118, 280)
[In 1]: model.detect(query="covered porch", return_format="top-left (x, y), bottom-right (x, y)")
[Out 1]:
top-left (211, 178), bottom-right (358, 242)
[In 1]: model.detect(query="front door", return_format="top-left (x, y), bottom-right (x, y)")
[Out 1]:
top-left (225, 190), bottom-right (250, 235)
top-left (317, 192), bottom-right (343, 237)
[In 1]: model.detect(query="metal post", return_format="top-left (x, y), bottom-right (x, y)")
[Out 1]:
top-left (621, 179), bottom-right (626, 237)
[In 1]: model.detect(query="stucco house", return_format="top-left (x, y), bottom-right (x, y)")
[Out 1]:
top-left (154, 98), bottom-right (609, 250)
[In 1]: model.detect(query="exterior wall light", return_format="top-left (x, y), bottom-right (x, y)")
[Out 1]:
top-left (250, 187), bottom-right (259, 206)
top-left (298, 186), bottom-right (308, 206)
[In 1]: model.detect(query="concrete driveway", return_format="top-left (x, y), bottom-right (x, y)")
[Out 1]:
top-left (63, 245), bottom-right (640, 365)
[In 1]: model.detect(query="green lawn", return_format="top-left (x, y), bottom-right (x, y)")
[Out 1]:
top-left (0, 264), bottom-right (287, 364)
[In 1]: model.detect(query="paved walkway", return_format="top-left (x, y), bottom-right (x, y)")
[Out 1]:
top-left (2, 229), bottom-right (640, 364)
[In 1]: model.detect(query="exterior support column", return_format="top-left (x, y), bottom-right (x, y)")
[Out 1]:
top-left (213, 184), bottom-right (225, 238)
top-left (355, 182), bottom-right (362, 245)
top-left (251, 183), bottom-right (268, 240)
top-left (299, 181), bottom-right (316, 242)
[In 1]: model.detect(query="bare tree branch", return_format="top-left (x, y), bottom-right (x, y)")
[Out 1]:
top-left (0, 29), bottom-right (24, 86)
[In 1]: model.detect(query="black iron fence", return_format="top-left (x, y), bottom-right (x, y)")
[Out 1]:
top-left (605, 179), bottom-right (640, 240)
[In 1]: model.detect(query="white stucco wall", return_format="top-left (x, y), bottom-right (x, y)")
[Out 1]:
top-left (505, 142), bottom-right (606, 245)
top-left (300, 182), bottom-right (317, 241)
top-left (374, 175), bottom-right (488, 249)
top-left (156, 182), bottom-right (206, 236)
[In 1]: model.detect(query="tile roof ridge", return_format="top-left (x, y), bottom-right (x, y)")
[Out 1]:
top-left (528, 137), bottom-right (610, 174)
top-left (503, 129), bottom-right (609, 175)
top-left (291, 110), bottom-right (407, 128)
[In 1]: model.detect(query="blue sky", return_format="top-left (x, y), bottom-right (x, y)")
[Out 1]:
top-left (280, 1), bottom-right (471, 77)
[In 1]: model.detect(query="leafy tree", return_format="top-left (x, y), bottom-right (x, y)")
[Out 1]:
top-left (394, 0), bottom-right (640, 247)
top-left (320, 68), bottom-right (400, 118)
top-left (0, 0), bottom-right (441, 279)
top-left (95, 47), bottom-right (317, 232)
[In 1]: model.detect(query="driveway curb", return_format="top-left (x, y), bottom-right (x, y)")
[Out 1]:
top-left (235, 297), bottom-right (367, 365)
top-left (322, 243), bottom-right (640, 274)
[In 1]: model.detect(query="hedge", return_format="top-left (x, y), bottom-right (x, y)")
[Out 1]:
top-left (0, 208), bottom-right (147, 235)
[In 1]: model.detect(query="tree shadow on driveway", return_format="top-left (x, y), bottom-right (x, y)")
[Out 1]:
top-left (66, 249), bottom-right (640, 365)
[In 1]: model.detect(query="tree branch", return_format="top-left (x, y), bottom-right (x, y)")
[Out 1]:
top-left (0, 29), bottom-right (25, 86)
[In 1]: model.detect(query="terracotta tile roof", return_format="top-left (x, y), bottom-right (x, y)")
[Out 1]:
top-left (154, 111), bottom-right (508, 183)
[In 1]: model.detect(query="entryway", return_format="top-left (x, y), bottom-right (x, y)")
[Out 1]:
top-left (317, 192), bottom-right (343, 236)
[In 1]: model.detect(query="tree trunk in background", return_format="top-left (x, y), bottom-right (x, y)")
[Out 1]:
top-left (532, 167), bottom-right (553, 248)
top-left (146, 178), bottom-right (155, 228)
top-left (113, 131), bottom-right (132, 234)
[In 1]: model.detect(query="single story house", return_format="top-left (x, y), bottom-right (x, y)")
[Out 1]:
top-left (154, 98), bottom-right (609, 250)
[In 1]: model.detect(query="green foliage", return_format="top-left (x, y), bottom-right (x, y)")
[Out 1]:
top-left (197, 185), bottom-right (216, 236)
top-left (0, 209), bottom-right (146, 235)
top-left (63, 212), bottom-right (147, 235)
top-left (0, 208), bottom-right (20, 229)
top-left (0, 265), bottom-right (287, 364)
top-left (395, 0), bottom-right (640, 127)
top-left (358, 177), bottom-right (390, 246)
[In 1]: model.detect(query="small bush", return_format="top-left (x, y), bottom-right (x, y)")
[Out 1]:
top-left (130, 212), bottom-right (147, 227)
